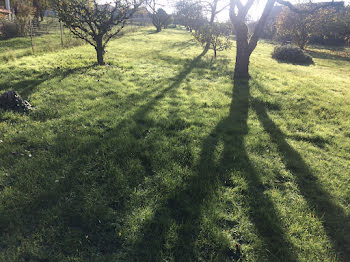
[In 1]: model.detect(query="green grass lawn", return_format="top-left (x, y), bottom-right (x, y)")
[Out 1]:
top-left (0, 27), bottom-right (349, 262)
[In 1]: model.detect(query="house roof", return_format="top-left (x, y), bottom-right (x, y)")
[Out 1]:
top-left (0, 8), bottom-right (11, 14)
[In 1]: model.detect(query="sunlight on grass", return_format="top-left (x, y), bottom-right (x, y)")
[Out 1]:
top-left (0, 27), bottom-right (349, 262)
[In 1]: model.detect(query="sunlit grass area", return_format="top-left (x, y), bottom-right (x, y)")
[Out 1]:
top-left (0, 27), bottom-right (349, 261)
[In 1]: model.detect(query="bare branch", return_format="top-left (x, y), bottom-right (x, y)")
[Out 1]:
top-left (248, 0), bottom-right (276, 53)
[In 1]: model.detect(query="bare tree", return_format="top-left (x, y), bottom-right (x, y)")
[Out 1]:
top-left (54, 0), bottom-right (142, 65)
top-left (193, 22), bottom-right (232, 57)
top-left (200, 0), bottom-right (230, 50)
top-left (229, 0), bottom-right (336, 78)
top-left (146, 0), bottom-right (172, 32)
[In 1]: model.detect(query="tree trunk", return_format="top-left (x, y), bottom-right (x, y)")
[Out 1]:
top-left (230, 0), bottom-right (276, 79)
top-left (96, 37), bottom-right (105, 65)
top-left (234, 23), bottom-right (251, 79)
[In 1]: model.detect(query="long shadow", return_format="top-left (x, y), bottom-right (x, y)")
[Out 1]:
top-left (0, 49), bottom-right (208, 260)
top-left (168, 39), bottom-right (198, 50)
top-left (307, 50), bottom-right (350, 62)
top-left (252, 98), bottom-right (350, 260)
top-left (130, 80), bottom-right (296, 261)
top-left (0, 65), bottom-right (95, 99)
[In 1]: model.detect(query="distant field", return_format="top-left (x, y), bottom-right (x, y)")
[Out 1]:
top-left (0, 27), bottom-right (349, 262)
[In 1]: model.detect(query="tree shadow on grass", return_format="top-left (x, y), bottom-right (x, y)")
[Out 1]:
top-left (251, 98), bottom-right (350, 260)
top-left (155, 54), bottom-right (233, 79)
top-left (0, 64), bottom-right (95, 99)
top-left (129, 79), bottom-right (296, 261)
top-left (168, 39), bottom-right (198, 50)
top-left (0, 50), bottom-right (208, 261)
top-left (306, 50), bottom-right (350, 62)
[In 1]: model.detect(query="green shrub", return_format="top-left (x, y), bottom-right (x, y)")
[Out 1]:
top-left (272, 45), bottom-right (314, 65)
top-left (0, 19), bottom-right (20, 39)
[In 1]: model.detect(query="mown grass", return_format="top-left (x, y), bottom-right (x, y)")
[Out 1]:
top-left (0, 18), bottom-right (85, 63)
top-left (0, 27), bottom-right (349, 262)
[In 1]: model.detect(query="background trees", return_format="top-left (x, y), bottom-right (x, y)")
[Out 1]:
top-left (54, 0), bottom-right (141, 65)
top-left (146, 0), bottom-right (172, 32)
top-left (276, 8), bottom-right (311, 49)
top-left (175, 0), bottom-right (205, 32)
top-left (309, 6), bottom-right (350, 46)
top-left (150, 8), bottom-right (172, 32)
top-left (33, 0), bottom-right (51, 22)
top-left (10, 0), bottom-right (34, 36)
top-left (276, 4), bottom-right (350, 48)
top-left (193, 22), bottom-right (232, 57)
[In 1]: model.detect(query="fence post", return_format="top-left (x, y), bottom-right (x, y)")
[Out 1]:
top-left (60, 20), bottom-right (64, 47)
top-left (30, 18), bottom-right (34, 54)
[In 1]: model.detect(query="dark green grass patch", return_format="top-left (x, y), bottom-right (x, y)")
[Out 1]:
top-left (0, 28), bottom-right (349, 262)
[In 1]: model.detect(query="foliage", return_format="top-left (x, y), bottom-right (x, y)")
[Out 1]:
top-left (32, 0), bottom-right (52, 21)
top-left (175, 0), bottom-right (205, 32)
top-left (193, 23), bottom-right (232, 57)
top-left (0, 19), bottom-right (20, 38)
top-left (276, 5), bottom-right (350, 48)
top-left (272, 44), bottom-right (313, 65)
top-left (11, 0), bottom-right (53, 26)
top-left (53, 0), bottom-right (141, 65)
top-left (276, 8), bottom-right (312, 49)
top-left (1, 28), bottom-right (350, 261)
top-left (149, 8), bottom-right (171, 32)
top-left (1, 0), bottom-right (55, 38)
top-left (309, 6), bottom-right (350, 46)
top-left (10, 0), bottom-right (34, 36)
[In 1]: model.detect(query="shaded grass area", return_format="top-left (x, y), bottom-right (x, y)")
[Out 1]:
top-left (306, 45), bottom-right (350, 61)
top-left (0, 28), bottom-right (349, 261)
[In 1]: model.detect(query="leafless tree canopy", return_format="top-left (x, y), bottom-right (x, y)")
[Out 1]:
top-left (54, 0), bottom-right (142, 65)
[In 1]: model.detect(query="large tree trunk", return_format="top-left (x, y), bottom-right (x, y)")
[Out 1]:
top-left (234, 23), bottom-right (251, 79)
top-left (230, 0), bottom-right (276, 79)
top-left (96, 37), bottom-right (105, 65)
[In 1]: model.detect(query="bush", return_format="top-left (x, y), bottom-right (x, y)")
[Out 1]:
top-left (272, 45), bottom-right (314, 65)
top-left (0, 19), bottom-right (20, 39)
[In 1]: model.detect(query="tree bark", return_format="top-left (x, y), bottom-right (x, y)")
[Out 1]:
top-left (234, 23), bottom-right (251, 79)
top-left (230, 0), bottom-right (276, 79)
top-left (96, 36), bottom-right (105, 65)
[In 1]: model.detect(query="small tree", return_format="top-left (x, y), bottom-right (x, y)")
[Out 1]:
top-left (149, 8), bottom-right (171, 32)
top-left (193, 23), bottom-right (232, 57)
top-left (201, 0), bottom-right (230, 49)
top-left (163, 14), bottom-right (173, 29)
top-left (11, 0), bottom-right (34, 36)
top-left (54, 0), bottom-right (141, 65)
